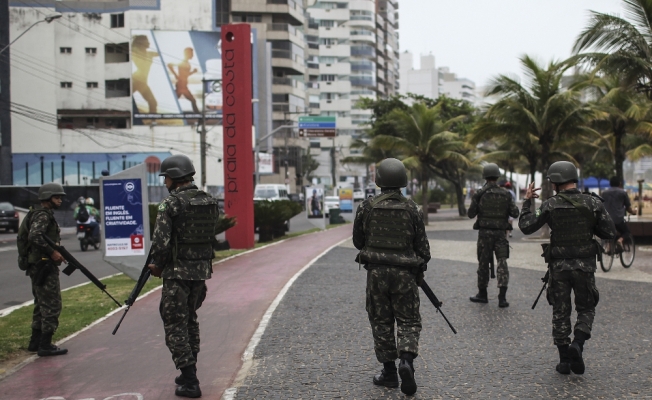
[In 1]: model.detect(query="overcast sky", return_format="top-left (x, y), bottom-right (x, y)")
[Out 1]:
top-left (399, 0), bottom-right (625, 88)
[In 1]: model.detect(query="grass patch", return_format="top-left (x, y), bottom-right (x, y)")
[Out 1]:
top-left (0, 274), bottom-right (160, 363)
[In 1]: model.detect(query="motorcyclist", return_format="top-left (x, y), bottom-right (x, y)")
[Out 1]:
top-left (74, 197), bottom-right (101, 242)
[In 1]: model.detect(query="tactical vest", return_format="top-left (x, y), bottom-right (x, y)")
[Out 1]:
top-left (170, 189), bottom-right (219, 262)
top-left (359, 192), bottom-right (422, 268)
top-left (549, 194), bottom-right (597, 259)
top-left (23, 207), bottom-right (61, 265)
top-left (476, 187), bottom-right (511, 229)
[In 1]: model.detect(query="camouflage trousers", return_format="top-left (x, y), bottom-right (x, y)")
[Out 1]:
top-left (477, 229), bottom-right (510, 288)
top-left (548, 269), bottom-right (599, 346)
top-left (28, 266), bottom-right (62, 334)
top-left (366, 266), bottom-right (421, 363)
top-left (160, 278), bottom-right (207, 369)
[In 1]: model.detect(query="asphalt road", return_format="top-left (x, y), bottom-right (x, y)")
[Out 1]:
top-left (0, 231), bottom-right (118, 310)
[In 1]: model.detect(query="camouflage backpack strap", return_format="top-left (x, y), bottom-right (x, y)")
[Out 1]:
top-left (556, 193), bottom-right (597, 227)
top-left (363, 192), bottom-right (403, 230)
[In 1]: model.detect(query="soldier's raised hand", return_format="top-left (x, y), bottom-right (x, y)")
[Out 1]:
top-left (525, 182), bottom-right (541, 200)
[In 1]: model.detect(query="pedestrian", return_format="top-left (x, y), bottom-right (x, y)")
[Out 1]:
top-left (519, 161), bottom-right (616, 375)
top-left (468, 164), bottom-right (520, 307)
top-left (352, 158), bottom-right (431, 396)
top-left (147, 154), bottom-right (220, 398)
top-left (17, 183), bottom-right (68, 356)
top-left (601, 176), bottom-right (637, 253)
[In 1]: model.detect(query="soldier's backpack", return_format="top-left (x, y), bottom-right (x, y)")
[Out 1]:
top-left (16, 209), bottom-right (35, 271)
top-left (77, 204), bottom-right (90, 223)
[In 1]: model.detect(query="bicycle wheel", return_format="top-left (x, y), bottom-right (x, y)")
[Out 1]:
top-left (620, 235), bottom-right (635, 268)
top-left (600, 238), bottom-right (614, 272)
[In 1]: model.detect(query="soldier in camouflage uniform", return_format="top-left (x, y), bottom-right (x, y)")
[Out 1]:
top-left (148, 154), bottom-right (219, 398)
top-left (468, 164), bottom-right (520, 307)
top-left (19, 183), bottom-right (69, 357)
top-left (519, 161), bottom-right (615, 375)
top-left (353, 158), bottom-right (431, 396)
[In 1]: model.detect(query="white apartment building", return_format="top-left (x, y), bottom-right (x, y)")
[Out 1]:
top-left (7, 0), bottom-right (232, 193)
top-left (399, 51), bottom-right (476, 104)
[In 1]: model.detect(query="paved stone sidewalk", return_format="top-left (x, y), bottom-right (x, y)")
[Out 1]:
top-left (234, 216), bottom-right (652, 398)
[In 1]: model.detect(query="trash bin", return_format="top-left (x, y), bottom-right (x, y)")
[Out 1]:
top-left (329, 208), bottom-right (345, 224)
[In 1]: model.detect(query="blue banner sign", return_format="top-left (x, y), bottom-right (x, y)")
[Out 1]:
top-left (102, 179), bottom-right (146, 256)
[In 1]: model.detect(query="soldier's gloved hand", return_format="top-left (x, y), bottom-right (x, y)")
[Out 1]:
top-left (416, 271), bottom-right (424, 286)
top-left (148, 264), bottom-right (162, 278)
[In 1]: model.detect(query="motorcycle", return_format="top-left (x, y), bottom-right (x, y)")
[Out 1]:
top-left (77, 223), bottom-right (100, 251)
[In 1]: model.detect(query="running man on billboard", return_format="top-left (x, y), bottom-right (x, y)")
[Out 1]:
top-left (132, 35), bottom-right (159, 114)
top-left (168, 47), bottom-right (200, 114)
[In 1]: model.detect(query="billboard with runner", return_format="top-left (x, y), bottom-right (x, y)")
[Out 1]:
top-left (131, 29), bottom-right (223, 125)
top-left (102, 179), bottom-right (146, 256)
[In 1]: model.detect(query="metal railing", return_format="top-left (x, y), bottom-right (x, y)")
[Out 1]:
top-left (271, 49), bottom-right (305, 65)
top-left (267, 0), bottom-right (299, 10)
top-left (272, 77), bottom-right (305, 90)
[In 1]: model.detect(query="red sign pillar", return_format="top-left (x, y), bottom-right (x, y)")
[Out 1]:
top-left (222, 24), bottom-right (255, 249)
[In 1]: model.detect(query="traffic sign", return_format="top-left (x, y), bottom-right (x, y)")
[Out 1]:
top-left (299, 128), bottom-right (336, 138)
top-left (298, 116), bottom-right (336, 129)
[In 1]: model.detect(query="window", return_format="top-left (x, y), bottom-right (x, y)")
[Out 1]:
top-left (110, 13), bottom-right (125, 28)
top-left (105, 79), bottom-right (130, 98)
top-left (319, 20), bottom-right (335, 28)
top-left (60, 47), bottom-right (72, 54)
top-left (60, 82), bottom-right (72, 88)
top-left (58, 117), bottom-right (74, 129)
top-left (87, 82), bottom-right (99, 89)
top-left (215, 0), bottom-right (230, 27)
top-left (105, 43), bottom-right (129, 63)
top-left (319, 38), bottom-right (336, 45)
top-left (85, 47), bottom-right (97, 55)
top-left (106, 118), bottom-right (128, 129)
top-left (86, 117), bottom-right (99, 128)
top-left (320, 75), bottom-right (335, 82)
top-left (232, 14), bottom-right (261, 22)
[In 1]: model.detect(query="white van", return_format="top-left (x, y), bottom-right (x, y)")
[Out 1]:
top-left (254, 184), bottom-right (290, 201)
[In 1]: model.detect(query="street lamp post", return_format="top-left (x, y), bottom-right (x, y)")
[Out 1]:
top-left (0, 13), bottom-right (62, 55)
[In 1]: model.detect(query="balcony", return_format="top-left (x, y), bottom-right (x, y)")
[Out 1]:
top-left (319, 62), bottom-right (351, 75)
top-left (319, 80), bottom-right (351, 93)
top-left (350, 76), bottom-right (376, 88)
top-left (272, 77), bottom-right (305, 97)
top-left (319, 44), bottom-right (350, 57)
top-left (320, 98), bottom-right (351, 112)
top-left (351, 45), bottom-right (375, 58)
top-left (267, 23), bottom-right (305, 46)
top-left (318, 26), bottom-right (349, 40)
top-left (308, 8), bottom-right (349, 22)
top-left (272, 49), bottom-right (306, 74)
top-left (232, 0), bottom-right (304, 25)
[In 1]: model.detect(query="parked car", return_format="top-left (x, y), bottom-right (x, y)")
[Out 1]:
top-left (0, 202), bottom-right (19, 233)
top-left (324, 196), bottom-right (340, 216)
top-left (353, 190), bottom-right (365, 201)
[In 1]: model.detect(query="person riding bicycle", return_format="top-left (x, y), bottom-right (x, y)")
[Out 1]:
top-left (601, 177), bottom-right (637, 252)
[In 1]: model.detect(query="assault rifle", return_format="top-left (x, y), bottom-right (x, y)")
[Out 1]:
top-left (532, 270), bottom-right (549, 310)
top-left (112, 248), bottom-right (154, 335)
top-left (42, 235), bottom-right (122, 307)
top-left (420, 280), bottom-right (457, 334)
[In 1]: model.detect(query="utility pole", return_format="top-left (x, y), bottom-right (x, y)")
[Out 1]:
top-left (200, 79), bottom-right (207, 190)
top-left (0, 0), bottom-right (12, 185)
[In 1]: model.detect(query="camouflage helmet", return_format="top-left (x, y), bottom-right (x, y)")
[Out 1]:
top-left (38, 182), bottom-right (66, 201)
top-left (547, 161), bottom-right (578, 184)
top-left (375, 158), bottom-right (408, 188)
top-left (482, 163), bottom-right (501, 179)
top-left (159, 154), bottom-right (196, 181)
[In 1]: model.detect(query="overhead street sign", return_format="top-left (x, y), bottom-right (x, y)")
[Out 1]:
top-left (299, 128), bottom-right (336, 138)
top-left (298, 116), bottom-right (336, 129)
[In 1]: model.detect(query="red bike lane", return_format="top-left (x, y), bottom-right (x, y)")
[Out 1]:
top-left (0, 225), bottom-right (352, 400)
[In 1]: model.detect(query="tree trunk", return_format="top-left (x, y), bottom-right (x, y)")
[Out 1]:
top-left (421, 177), bottom-right (429, 225)
top-left (614, 127), bottom-right (624, 185)
top-left (453, 180), bottom-right (466, 216)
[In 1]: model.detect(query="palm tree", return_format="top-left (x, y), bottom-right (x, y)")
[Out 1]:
top-left (573, 0), bottom-right (652, 99)
top-left (573, 74), bottom-right (652, 182)
top-left (472, 56), bottom-right (592, 202)
top-left (370, 102), bottom-right (469, 223)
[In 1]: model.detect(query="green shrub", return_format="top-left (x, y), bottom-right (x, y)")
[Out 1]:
top-left (413, 188), bottom-right (448, 204)
top-left (254, 200), bottom-right (302, 242)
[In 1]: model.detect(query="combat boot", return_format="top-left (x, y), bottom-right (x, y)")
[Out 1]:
top-left (569, 331), bottom-right (588, 374)
top-left (555, 344), bottom-right (571, 375)
top-left (469, 287), bottom-right (488, 303)
top-left (498, 287), bottom-right (509, 308)
top-left (373, 361), bottom-right (398, 388)
top-left (27, 328), bottom-right (41, 352)
top-left (37, 332), bottom-right (68, 357)
top-left (175, 352), bottom-right (197, 385)
top-left (398, 353), bottom-right (417, 396)
top-left (175, 365), bottom-right (201, 398)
